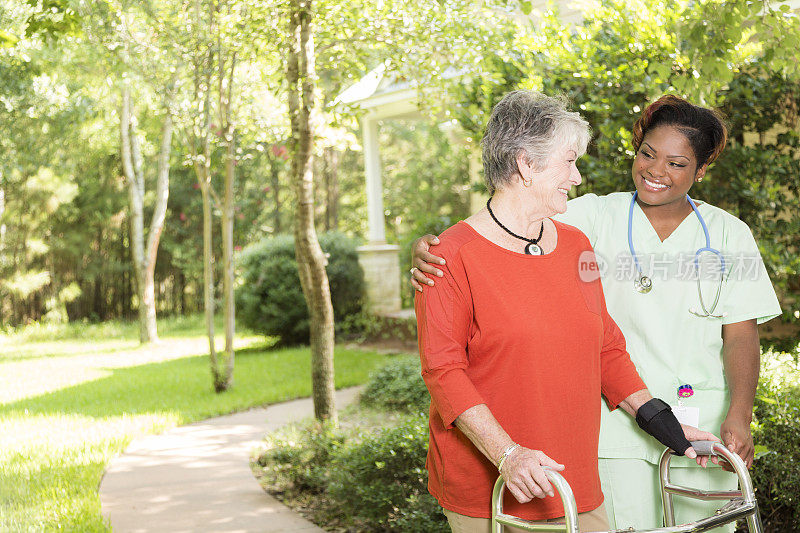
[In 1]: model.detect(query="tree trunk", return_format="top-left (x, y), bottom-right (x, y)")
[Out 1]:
top-left (199, 178), bottom-right (217, 373)
top-left (218, 122), bottom-right (236, 391)
top-left (323, 147), bottom-right (339, 231)
top-left (0, 172), bottom-right (6, 248)
top-left (270, 159), bottom-right (281, 233)
top-left (120, 87), bottom-right (155, 343)
top-left (187, 19), bottom-right (230, 391)
top-left (120, 87), bottom-right (173, 343)
top-left (0, 173), bottom-right (4, 324)
top-left (93, 272), bottom-right (103, 319)
top-left (177, 270), bottom-right (186, 314)
top-left (142, 110), bottom-right (173, 336)
top-left (218, 48), bottom-right (238, 392)
top-left (287, 0), bottom-right (336, 423)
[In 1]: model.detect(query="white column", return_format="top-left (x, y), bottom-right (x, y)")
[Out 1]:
top-left (362, 117), bottom-right (386, 244)
top-left (358, 116), bottom-right (401, 313)
top-left (356, 243), bottom-right (401, 314)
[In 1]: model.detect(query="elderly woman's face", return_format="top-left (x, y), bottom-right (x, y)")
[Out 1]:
top-left (525, 146), bottom-right (582, 215)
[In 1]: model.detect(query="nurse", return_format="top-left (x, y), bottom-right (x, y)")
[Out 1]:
top-left (409, 95), bottom-right (781, 530)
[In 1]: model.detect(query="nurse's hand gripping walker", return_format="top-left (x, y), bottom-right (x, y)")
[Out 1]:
top-left (491, 441), bottom-right (763, 533)
top-left (627, 193), bottom-right (726, 319)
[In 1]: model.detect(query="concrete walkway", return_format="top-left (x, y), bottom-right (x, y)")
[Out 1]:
top-left (100, 387), bottom-right (361, 532)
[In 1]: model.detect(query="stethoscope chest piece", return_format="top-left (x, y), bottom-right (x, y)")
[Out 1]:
top-left (634, 274), bottom-right (653, 294)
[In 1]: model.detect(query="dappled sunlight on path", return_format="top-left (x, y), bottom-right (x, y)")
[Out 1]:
top-left (100, 388), bottom-right (361, 532)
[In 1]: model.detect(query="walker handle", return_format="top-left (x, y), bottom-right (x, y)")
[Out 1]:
top-left (688, 440), bottom-right (718, 456)
top-left (491, 468), bottom-right (579, 533)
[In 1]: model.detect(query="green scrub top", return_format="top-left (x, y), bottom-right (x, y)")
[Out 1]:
top-left (555, 192), bottom-right (782, 465)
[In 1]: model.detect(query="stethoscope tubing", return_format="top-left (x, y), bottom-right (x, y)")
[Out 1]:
top-left (628, 192), bottom-right (726, 318)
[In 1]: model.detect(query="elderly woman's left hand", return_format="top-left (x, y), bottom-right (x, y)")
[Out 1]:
top-left (681, 425), bottom-right (721, 468)
top-left (499, 446), bottom-right (565, 503)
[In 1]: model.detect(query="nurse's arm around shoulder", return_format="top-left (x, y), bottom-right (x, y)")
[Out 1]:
top-left (410, 235), bottom-right (444, 291)
top-left (454, 405), bottom-right (565, 504)
top-left (719, 318), bottom-right (760, 469)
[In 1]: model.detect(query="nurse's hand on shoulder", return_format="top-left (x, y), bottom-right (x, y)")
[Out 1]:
top-left (500, 447), bottom-right (565, 503)
top-left (410, 235), bottom-right (445, 292)
top-left (681, 425), bottom-right (721, 468)
top-left (719, 414), bottom-right (755, 470)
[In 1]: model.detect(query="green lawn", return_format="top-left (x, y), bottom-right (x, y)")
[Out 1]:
top-left (0, 315), bottom-right (392, 531)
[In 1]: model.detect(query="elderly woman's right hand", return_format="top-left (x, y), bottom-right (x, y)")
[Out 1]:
top-left (500, 446), bottom-right (565, 503)
top-left (410, 234), bottom-right (446, 292)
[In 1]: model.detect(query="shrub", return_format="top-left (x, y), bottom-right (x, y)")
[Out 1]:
top-left (328, 414), bottom-right (447, 532)
top-left (747, 351), bottom-right (800, 532)
top-left (360, 356), bottom-right (430, 413)
top-left (256, 421), bottom-right (345, 495)
top-left (256, 412), bottom-right (446, 532)
top-left (337, 309), bottom-right (418, 346)
top-left (236, 232), bottom-right (364, 344)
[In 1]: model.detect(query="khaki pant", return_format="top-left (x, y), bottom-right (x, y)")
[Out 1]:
top-left (443, 502), bottom-right (609, 533)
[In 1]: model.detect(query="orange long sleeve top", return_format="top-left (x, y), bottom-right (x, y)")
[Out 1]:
top-left (415, 220), bottom-right (646, 521)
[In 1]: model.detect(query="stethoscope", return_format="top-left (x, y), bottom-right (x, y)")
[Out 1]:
top-left (627, 192), bottom-right (727, 318)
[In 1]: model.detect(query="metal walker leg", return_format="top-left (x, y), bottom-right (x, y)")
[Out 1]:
top-left (659, 441), bottom-right (763, 533)
top-left (490, 441), bottom-right (763, 532)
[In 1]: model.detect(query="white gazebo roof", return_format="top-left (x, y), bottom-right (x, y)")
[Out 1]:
top-left (335, 62), bottom-right (470, 119)
top-left (335, 63), bottom-right (420, 119)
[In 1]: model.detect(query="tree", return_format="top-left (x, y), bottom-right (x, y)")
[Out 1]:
top-left (176, 0), bottom-right (284, 391)
top-left (119, 85), bottom-right (173, 343)
top-left (279, 0), bottom-right (512, 421)
top-left (109, 4), bottom-right (180, 344)
top-left (287, 0), bottom-right (337, 422)
top-left (179, 0), bottom-right (238, 390)
top-left (21, 0), bottom-right (182, 340)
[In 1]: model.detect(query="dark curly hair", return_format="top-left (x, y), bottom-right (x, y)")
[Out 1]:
top-left (632, 95), bottom-right (728, 168)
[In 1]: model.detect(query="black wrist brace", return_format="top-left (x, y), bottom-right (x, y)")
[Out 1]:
top-left (635, 398), bottom-right (692, 456)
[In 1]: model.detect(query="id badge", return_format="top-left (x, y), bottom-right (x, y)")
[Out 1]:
top-left (672, 405), bottom-right (700, 428)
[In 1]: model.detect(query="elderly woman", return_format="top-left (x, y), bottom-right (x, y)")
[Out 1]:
top-left (415, 91), bottom-right (715, 533)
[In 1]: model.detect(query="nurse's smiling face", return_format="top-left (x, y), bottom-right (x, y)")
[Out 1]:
top-left (632, 125), bottom-right (706, 208)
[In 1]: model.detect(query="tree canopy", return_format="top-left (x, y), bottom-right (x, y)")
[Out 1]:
top-left (1, 0), bottom-right (799, 330)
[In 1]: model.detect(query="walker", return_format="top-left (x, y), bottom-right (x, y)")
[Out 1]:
top-left (491, 441), bottom-right (763, 532)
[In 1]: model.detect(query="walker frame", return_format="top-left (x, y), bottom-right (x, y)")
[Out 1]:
top-left (490, 441), bottom-right (763, 533)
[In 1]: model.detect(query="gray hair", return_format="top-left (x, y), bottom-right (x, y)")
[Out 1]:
top-left (481, 91), bottom-right (591, 194)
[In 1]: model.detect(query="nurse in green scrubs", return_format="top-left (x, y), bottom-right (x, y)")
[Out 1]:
top-left (409, 95), bottom-right (781, 530)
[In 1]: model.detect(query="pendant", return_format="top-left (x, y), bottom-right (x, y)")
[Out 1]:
top-left (634, 274), bottom-right (652, 293)
top-left (525, 243), bottom-right (543, 255)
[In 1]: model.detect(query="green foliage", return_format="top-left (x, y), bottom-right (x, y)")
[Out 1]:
top-left (377, 120), bottom-right (473, 309)
top-left (702, 65), bottom-right (800, 320)
top-left (452, 1), bottom-right (800, 321)
top-left (337, 309), bottom-right (417, 345)
top-left (259, 411), bottom-right (446, 533)
top-left (381, 121), bottom-right (471, 246)
top-left (23, 0), bottom-right (84, 40)
top-left (328, 415), bottom-right (445, 532)
top-left (235, 232), bottom-right (364, 344)
top-left (257, 422), bottom-right (346, 495)
top-left (255, 356), bottom-right (449, 532)
top-left (750, 351), bottom-right (800, 531)
top-left (360, 356), bottom-right (430, 414)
